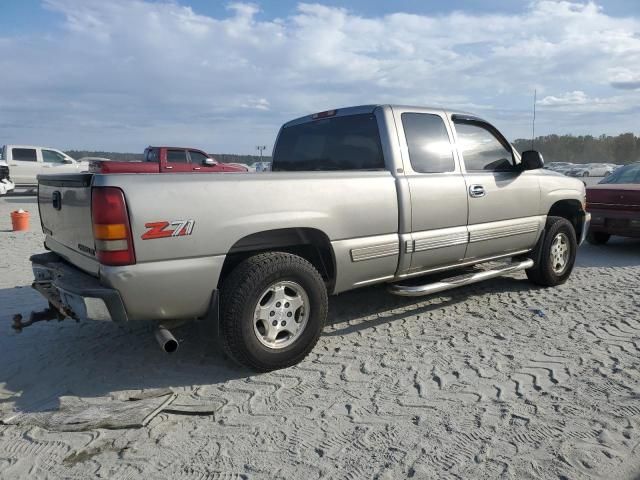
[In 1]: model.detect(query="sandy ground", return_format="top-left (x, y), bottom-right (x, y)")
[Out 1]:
top-left (0, 194), bottom-right (639, 480)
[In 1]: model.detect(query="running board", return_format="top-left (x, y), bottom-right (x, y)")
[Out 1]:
top-left (388, 259), bottom-right (534, 297)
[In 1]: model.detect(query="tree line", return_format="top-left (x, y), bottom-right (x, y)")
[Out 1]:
top-left (67, 132), bottom-right (640, 166)
top-left (513, 133), bottom-right (640, 165)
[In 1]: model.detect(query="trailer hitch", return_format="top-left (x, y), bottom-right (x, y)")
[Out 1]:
top-left (12, 302), bottom-right (73, 332)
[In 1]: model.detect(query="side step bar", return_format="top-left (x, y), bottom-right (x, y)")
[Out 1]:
top-left (388, 259), bottom-right (534, 297)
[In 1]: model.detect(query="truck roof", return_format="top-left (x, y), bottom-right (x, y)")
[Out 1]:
top-left (282, 104), bottom-right (476, 128)
top-left (146, 146), bottom-right (208, 152)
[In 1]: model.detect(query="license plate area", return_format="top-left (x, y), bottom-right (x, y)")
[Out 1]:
top-left (606, 218), bottom-right (629, 229)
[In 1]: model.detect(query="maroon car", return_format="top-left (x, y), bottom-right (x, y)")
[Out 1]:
top-left (586, 162), bottom-right (640, 244)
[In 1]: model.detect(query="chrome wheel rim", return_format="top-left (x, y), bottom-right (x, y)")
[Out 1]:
top-left (550, 232), bottom-right (570, 274)
top-left (253, 281), bottom-right (309, 350)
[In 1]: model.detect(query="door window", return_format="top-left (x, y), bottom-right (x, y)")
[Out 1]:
top-left (189, 151), bottom-right (209, 165)
top-left (166, 149), bottom-right (188, 163)
top-left (12, 148), bottom-right (37, 162)
top-left (402, 113), bottom-right (455, 173)
top-left (454, 121), bottom-right (514, 172)
top-left (42, 149), bottom-right (68, 163)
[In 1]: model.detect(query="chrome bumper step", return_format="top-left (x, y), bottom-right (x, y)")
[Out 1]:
top-left (388, 259), bottom-right (534, 297)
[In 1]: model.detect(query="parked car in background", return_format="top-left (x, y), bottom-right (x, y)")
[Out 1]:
top-left (568, 163), bottom-right (615, 178)
top-left (0, 160), bottom-right (15, 195)
top-left (586, 162), bottom-right (640, 244)
top-left (552, 163), bottom-right (576, 175)
top-left (88, 146), bottom-right (247, 174)
top-left (1, 145), bottom-right (88, 186)
top-left (545, 162), bottom-right (572, 171)
top-left (30, 104), bottom-right (588, 371)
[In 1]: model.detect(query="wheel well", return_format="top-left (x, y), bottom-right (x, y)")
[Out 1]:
top-left (218, 228), bottom-right (336, 290)
top-left (548, 200), bottom-right (585, 239)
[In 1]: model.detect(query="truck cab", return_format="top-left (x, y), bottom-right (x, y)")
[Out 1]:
top-left (2, 145), bottom-right (85, 186)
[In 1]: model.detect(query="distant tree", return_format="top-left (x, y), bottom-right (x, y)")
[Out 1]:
top-left (513, 132), bottom-right (639, 165)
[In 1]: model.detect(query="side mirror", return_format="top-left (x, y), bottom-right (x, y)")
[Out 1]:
top-left (521, 150), bottom-right (544, 170)
top-left (204, 158), bottom-right (216, 166)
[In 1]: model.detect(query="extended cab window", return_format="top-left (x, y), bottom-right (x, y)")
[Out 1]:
top-left (402, 113), bottom-right (454, 173)
top-left (272, 114), bottom-right (384, 171)
top-left (12, 148), bottom-right (37, 162)
top-left (189, 151), bottom-right (209, 164)
top-left (42, 149), bottom-right (67, 163)
top-left (454, 121), bottom-right (514, 172)
top-left (166, 149), bottom-right (188, 163)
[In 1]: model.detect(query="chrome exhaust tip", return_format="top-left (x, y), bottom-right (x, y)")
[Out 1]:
top-left (155, 325), bottom-right (178, 353)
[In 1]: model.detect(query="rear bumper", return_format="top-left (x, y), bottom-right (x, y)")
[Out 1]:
top-left (0, 178), bottom-right (15, 195)
top-left (30, 252), bottom-right (128, 323)
top-left (588, 208), bottom-right (640, 238)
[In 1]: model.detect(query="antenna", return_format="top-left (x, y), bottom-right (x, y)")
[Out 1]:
top-left (531, 89), bottom-right (537, 150)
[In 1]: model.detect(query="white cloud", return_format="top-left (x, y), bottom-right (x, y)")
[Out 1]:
top-left (0, 0), bottom-right (639, 152)
top-left (539, 91), bottom-right (590, 106)
top-left (608, 68), bottom-right (640, 90)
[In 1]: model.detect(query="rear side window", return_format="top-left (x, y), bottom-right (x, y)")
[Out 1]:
top-left (454, 121), bottom-right (514, 172)
top-left (13, 148), bottom-right (37, 162)
top-left (272, 114), bottom-right (384, 171)
top-left (166, 149), bottom-right (188, 163)
top-left (402, 113), bottom-right (455, 173)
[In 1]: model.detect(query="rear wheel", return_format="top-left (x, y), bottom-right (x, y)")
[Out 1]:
top-left (220, 252), bottom-right (328, 372)
top-left (587, 231), bottom-right (610, 245)
top-left (526, 216), bottom-right (577, 287)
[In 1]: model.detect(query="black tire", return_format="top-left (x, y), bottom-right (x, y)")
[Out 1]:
top-left (526, 216), bottom-right (577, 287)
top-left (587, 231), bottom-right (610, 245)
top-left (220, 252), bottom-right (328, 372)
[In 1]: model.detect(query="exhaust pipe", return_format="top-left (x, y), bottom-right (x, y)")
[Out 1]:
top-left (155, 325), bottom-right (178, 353)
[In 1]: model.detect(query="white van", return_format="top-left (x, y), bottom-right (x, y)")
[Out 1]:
top-left (2, 145), bottom-right (88, 186)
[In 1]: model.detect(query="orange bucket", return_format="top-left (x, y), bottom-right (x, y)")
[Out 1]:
top-left (11, 210), bottom-right (30, 231)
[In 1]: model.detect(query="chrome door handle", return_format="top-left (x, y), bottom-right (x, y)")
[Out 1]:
top-left (469, 184), bottom-right (485, 198)
top-left (165, 165), bottom-right (173, 169)
top-left (193, 167), bottom-right (201, 170)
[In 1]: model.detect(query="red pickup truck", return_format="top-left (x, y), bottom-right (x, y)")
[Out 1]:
top-left (89, 146), bottom-right (248, 174)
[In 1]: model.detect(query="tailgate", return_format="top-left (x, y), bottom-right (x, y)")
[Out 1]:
top-left (38, 173), bottom-right (100, 275)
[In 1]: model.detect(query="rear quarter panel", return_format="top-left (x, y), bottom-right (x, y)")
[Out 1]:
top-left (94, 171), bottom-right (399, 309)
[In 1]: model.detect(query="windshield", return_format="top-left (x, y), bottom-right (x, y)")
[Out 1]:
top-left (598, 163), bottom-right (640, 184)
top-left (272, 114), bottom-right (384, 171)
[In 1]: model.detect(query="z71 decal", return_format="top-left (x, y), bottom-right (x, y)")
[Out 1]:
top-left (141, 220), bottom-right (195, 240)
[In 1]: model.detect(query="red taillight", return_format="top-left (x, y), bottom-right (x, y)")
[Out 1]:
top-left (91, 187), bottom-right (136, 266)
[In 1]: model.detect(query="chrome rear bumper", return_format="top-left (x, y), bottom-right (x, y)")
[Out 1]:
top-left (30, 252), bottom-right (128, 323)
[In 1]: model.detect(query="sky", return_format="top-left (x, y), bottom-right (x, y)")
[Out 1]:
top-left (0, 1), bottom-right (639, 154)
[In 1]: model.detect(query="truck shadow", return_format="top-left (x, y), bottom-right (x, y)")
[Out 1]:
top-left (0, 275), bottom-right (535, 415)
top-left (576, 237), bottom-right (640, 268)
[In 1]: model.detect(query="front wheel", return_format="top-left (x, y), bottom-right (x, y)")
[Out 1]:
top-left (526, 216), bottom-right (577, 287)
top-left (220, 252), bottom-right (328, 372)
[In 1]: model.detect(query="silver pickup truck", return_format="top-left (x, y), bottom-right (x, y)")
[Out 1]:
top-left (29, 105), bottom-right (589, 371)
